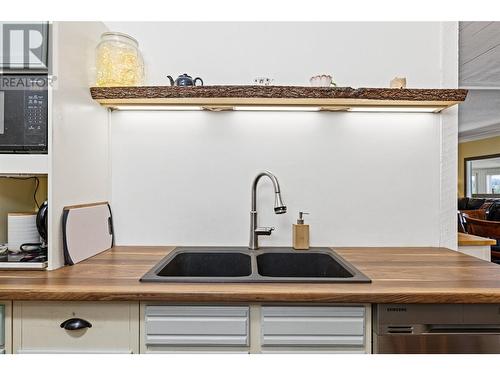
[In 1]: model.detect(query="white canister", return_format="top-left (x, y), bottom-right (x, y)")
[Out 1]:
top-left (7, 212), bottom-right (40, 253)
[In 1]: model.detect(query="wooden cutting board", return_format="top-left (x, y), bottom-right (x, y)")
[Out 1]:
top-left (62, 202), bottom-right (114, 265)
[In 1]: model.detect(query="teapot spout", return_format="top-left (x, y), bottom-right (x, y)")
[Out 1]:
top-left (167, 75), bottom-right (175, 86)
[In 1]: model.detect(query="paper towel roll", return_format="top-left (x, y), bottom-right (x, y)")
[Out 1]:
top-left (7, 212), bottom-right (40, 253)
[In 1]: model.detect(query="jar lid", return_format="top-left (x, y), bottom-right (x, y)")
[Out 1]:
top-left (101, 31), bottom-right (139, 46)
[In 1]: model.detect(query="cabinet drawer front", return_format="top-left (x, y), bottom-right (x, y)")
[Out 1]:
top-left (14, 302), bottom-right (138, 353)
top-left (145, 305), bottom-right (249, 346)
top-left (0, 304), bottom-right (4, 348)
top-left (262, 306), bottom-right (365, 347)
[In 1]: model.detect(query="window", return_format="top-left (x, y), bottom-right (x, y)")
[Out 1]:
top-left (487, 174), bottom-right (500, 194)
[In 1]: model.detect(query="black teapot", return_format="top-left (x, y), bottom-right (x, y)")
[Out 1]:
top-left (167, 73), bottom-right (204, 86)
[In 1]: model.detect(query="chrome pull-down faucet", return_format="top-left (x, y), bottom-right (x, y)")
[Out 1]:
top-left (249, 171), bottom-right (287, 249)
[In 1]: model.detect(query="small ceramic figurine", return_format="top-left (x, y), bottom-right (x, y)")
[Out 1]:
top-left (253, 77), bottom-right (274, 86)
top-left (390, 77), bottom-right (407, 88)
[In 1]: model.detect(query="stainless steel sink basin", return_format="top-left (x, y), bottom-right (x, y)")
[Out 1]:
top-left (140, 247), bottom-right (371, 283)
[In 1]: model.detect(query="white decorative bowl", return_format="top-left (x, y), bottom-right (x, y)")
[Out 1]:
top-left (310, 74), bottom-right (335, 87)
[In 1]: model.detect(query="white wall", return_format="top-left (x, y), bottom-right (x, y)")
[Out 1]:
top-left (106, 22), bottom-right (444, 87)
top-left (106, 22), bottom-right (458, 248)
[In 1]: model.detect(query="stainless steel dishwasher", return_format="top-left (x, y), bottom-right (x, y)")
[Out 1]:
top-left (373, 304), bottom-right (500, 354)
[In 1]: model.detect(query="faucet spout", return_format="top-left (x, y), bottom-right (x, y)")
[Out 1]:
top-left (249, 171), bottom-right (287, 250)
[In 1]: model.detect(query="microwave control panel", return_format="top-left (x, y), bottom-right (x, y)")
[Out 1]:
top-left (24, 91), bottom-right (48, 148)
top-left (0, 75), bottom-right (48, 153)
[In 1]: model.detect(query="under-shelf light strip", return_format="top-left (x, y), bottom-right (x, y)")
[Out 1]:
top-left (233, 106), bottom-right (321, 112)
top-left (113, 105), bottom-right (203, 111)
top-left (348, 106), bottom-right (444, 113)
top-left (111, 105), bottom-right (445, 113)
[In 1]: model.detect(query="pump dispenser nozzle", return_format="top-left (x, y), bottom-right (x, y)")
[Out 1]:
top-left (297, 211), bottom-right (309, 224)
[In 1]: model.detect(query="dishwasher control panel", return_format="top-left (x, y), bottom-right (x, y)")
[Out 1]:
top-left (373, 304), bottom-right (500, 354)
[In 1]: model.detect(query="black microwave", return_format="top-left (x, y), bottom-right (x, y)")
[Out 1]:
top-left (0, 74), bottom-right (48, 153)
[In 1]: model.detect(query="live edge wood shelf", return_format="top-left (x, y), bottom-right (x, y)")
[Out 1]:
top-left (90, 86), bottom-right (468, 112)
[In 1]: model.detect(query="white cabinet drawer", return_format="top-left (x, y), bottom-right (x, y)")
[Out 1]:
top-left (145, 305), bottom-right (249, 347)
top-left (13, 301), bottom-right (139, 354)
top-left (261, 306), bottom-right (365, 347)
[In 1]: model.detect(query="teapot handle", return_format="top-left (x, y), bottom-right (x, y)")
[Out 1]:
top-left (193, 77), bottom-right (204, 86)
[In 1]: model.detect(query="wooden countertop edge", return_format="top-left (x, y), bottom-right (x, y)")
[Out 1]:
top-left (1, 290), bottom-right (500, 303)
top-left (458, 232), bottom-right (497, 246)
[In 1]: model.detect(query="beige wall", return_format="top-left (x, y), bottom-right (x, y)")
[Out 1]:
top-left (458, 135), bottom-right (500, 197)
top-left (0, 177), bottom-right (48, 243)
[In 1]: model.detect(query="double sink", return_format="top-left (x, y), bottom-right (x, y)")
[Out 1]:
top-left (141, 247), bottom-right (371, 283)
top-left (141, 172), bottom-right (371, 283)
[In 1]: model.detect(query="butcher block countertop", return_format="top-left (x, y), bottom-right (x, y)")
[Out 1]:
top-left (458, 232), bottom-right (497, 246)
top-left (1, 246), bottom-right (500, 303)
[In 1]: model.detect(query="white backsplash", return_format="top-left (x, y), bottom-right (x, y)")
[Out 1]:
top-left (111, 111), bottom-right (442, 247)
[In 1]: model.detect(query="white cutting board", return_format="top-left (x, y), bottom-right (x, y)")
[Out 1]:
top-left (62, 202), bottom-right (113, 265)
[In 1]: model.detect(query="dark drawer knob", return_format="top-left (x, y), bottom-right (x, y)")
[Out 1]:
top-left (60, 318), bottom-right (92, 330)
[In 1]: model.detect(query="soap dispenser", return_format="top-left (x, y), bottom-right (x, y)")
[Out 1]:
top-left (293, 211), bottom-right (310, 250)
